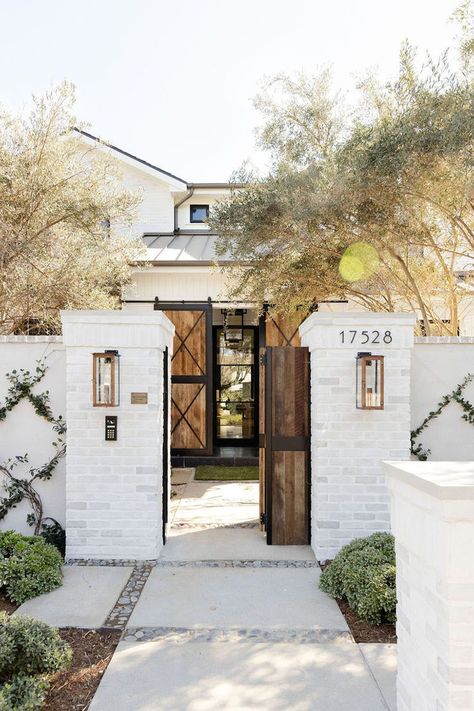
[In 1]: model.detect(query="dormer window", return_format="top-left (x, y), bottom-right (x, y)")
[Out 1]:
top-left (190, 204), bottom-right (209, 223)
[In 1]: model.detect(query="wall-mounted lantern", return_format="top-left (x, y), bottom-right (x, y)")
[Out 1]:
top-left (356, 352), bottom-right (384, 410)
top-left (221, 309), bottom-right (247, 345)
top-left (92, 350), bottom-right (120, 407)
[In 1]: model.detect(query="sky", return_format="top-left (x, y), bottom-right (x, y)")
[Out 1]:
top-left (0, 0), bottom-right (461, 182)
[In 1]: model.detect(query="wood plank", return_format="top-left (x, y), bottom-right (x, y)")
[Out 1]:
top-left (165, 310), bottom-right (206, 376)
top-left (171, 383), bottom-right (206, 450)
top-left (265, 313), bottom-right (303, 347)
top-left (266, 346), bottom-right (310, 545)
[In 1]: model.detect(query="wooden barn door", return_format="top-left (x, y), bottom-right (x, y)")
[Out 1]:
top-left (262, 347), bottom-right (310, 545)
top-left (156, 303), bottom-right (213, 456)
top-left (264, 311), bottom-right (302, 348)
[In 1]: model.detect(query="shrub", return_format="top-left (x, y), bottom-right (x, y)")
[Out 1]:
top-left (319, 532), bottom-right (396, 625)
top-left (0, 614), bottom-right (71, 710)
top-left (0, 613), bottom-right (72, 681)
top-left (0, 675), bottom-right (48, 711)
top-left (0, 531), bottom-right (63, 604)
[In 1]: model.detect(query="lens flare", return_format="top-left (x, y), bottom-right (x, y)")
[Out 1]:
top-left (339, 242), bottom-right (379, 282)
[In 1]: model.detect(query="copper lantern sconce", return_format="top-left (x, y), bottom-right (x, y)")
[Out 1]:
top-left (356, 352), bottom-right (384, 410)
top-left (92, 350), bottom-right (120, 407)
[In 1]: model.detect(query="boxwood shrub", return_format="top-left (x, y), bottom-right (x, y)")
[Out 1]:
top-left (0, 613), bottom-right (72, 710)
top-left (319, 532), bottom-right (396, 625)
top-left (0, 531), bottom-right (63, 604)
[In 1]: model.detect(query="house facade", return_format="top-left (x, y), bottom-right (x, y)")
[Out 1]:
top-left (77, 131), bottom-right (474, 469)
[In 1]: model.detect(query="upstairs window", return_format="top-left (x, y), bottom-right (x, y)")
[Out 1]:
top-left (190, 204), bottom-right (209, 223)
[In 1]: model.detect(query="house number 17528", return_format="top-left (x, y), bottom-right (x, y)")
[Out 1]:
top-left (339, 330), bottom-right (392, 345)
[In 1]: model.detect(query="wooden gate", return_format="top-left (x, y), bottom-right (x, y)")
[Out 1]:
top-left (260, 347), bottom-right (310, 545)
top-left (155, 302), bottom-right (213, 455)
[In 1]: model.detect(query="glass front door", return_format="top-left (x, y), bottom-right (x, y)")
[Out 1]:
top-left (214, 327), bottom-right (258, 446)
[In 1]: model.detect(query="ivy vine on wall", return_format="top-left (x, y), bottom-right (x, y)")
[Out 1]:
top-left (0, 360), bottom-right (66, 537)
top-left (411, 373), bottom-right (474, 460)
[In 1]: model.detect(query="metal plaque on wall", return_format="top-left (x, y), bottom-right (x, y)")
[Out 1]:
top-left (131, 392), bottom-right (148, 404)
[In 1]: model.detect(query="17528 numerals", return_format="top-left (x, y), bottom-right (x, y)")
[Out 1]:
top-left (339, 330), bottom-right (392, 345)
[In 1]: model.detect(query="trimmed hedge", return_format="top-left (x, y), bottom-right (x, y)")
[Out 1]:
top-left (0, 674), bottom-right (48, 711)
top-left (319, 532), bottom-right (396, 625)
top-left (0, 531), bottom-right (63, 604)
top-left (0, 613), bottom-right (72, 710)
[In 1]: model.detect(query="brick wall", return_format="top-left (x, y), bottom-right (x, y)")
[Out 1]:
top-left (385, 461), bottom-right (474, 711)
top-left (61, 310), bottom-right (174, 561)
top-left (300, 312), bottom-right (416, 561)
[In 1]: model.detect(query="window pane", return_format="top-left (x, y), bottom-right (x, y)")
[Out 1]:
top-left (217, 330), bottom-right (254, 365)
top-left (190, 205), bottom-right (209, 222)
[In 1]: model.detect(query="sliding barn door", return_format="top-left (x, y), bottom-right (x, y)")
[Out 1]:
top-left (263, 347), bottom-right (310, 545)
top-left (156, 303), bottom-right (213, 456)
top-left (264, 312), bottom-right (302, 347)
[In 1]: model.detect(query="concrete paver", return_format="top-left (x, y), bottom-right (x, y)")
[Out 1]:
top-left (161, 527), bottom-right (315, 561)
top-left (129, 566), bottom-right (349, 632)
top-left (89, 638), bottom-right (388, 711)
top-left (14, 566), bottom-right (132, 628)
top-left (359, 643), bottom-right (397, 711)
top-left (171, 481), bottom-right (259, 527)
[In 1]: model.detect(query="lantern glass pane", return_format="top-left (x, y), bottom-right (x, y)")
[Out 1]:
top-left (365, 359), bottom-right (380, 408)
top-left (96, 356), bottom-right (113, 405)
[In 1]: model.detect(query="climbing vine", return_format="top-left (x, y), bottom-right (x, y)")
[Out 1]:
top-left (0, 360), bottom-right (66, 538)
top-left (411, 373), bottom-right (474, 460)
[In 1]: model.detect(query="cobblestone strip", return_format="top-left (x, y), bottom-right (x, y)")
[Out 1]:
top-left (155, 559), bottom-right (319, 568)
top-left (103, 563), bottom-right (154, 629)
top-left (66, 558), bottom-right (157, 566)
top-left (123, 627), bottom-right (352, 644)
top-left (171, 521), bottom-right (259, 530)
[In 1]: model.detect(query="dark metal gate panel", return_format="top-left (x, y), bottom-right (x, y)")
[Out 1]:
top-left (264, 347), bottom-right (310, 545)
top-left (155, 302), bottom-right (213, 456)
top-left (162, 346), bottom-right (169, 544)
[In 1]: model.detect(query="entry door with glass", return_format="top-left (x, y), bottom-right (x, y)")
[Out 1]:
top-left (214, 327), bottom-right (258, 446)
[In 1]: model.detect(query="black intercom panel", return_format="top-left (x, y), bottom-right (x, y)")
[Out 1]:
top-left (105, 415), bottom-right (118, 441)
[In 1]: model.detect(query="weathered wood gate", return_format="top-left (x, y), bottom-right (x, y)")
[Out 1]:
top-left (259, 346), bottom-right (311, 545)
top-left (155, 302), bottom-right (213, 456)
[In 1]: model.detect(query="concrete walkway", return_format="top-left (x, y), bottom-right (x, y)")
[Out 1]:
top-left (14, 476), bottom-right (397, 709)
top-left (90, 477), bottom-right (396, 710)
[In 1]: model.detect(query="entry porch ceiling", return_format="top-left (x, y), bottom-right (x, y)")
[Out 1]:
top-left (142, 233), bottom-right (233, 265)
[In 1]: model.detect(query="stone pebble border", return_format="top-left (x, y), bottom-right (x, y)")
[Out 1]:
top-left (123, 626), bottom-right (352, 644)
top-left (67, 558), bottom-right (319, 569)
top-left (103, 563), bottom-right (154, 629)
top-left (155, 559), bottom-right (320, 568)
top-left (171, 521), bottom-right (259, 529)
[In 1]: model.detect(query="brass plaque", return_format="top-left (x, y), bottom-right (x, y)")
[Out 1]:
top-left (131, 392), bottom-right (148, 405)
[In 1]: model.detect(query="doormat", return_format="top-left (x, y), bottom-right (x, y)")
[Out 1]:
top-left (194, 465), bottom-right (258, 481)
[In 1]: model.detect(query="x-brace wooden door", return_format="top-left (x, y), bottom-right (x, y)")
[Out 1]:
top-left (155, 302), bottom-right (213, 456)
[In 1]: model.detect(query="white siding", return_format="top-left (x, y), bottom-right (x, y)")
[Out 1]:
top-left (113, 162), bottom-right (175, 238)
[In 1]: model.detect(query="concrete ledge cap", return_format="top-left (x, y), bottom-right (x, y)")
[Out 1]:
top-left (300, 311), bottom-right (416, 337)
top-left (383, 461), bottom-right (474, 500)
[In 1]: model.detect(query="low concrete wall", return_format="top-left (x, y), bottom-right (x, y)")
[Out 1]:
top-left (0, 336), bottom-right (66, 535)
top-left (412, 338), bottom-right (474, 460)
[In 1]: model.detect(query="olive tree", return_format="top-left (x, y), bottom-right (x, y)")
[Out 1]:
top-left (0, 83), bottom-right (143, 334)
top-left (211, 19), bottom-right (474, 335)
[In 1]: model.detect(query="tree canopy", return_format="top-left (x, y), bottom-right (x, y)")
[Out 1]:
top-left (0, 83), bottom-right (143, 334)
top-left (210, 9), bottom-right (474, 335)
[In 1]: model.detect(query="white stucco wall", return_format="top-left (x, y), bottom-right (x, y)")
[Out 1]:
top-left (0, 337), bottom-right (66, 535)
top-left (411, 337), bottom-right (474, 461)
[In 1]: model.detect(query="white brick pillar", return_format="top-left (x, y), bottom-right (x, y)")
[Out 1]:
top-left (384, 461), bottom-right (474, 711)
top-left (61, 310), bottom-right (174, 561)
top-left (299, 312), bottom-right (415, 561)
